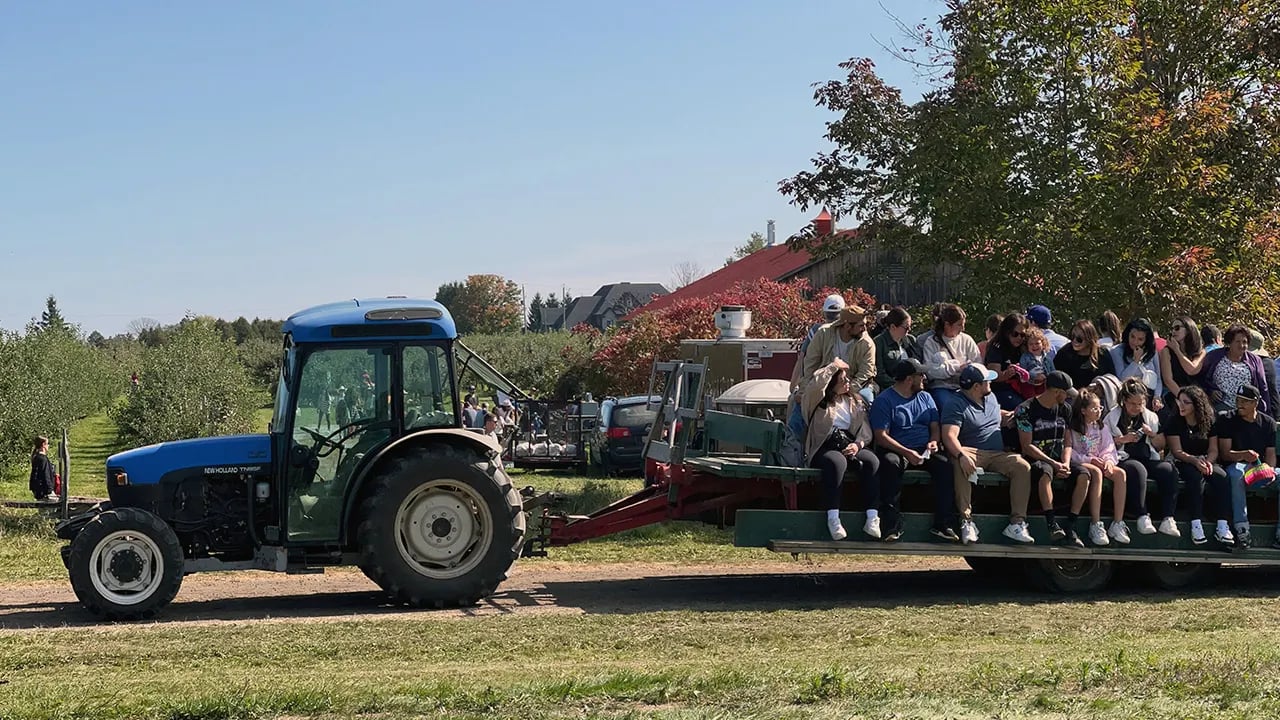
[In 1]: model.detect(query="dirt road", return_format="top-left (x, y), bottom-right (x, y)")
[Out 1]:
top-left (4, 557), bottom-right (1278, 631)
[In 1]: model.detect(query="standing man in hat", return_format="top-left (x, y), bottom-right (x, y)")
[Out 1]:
top-left (790, 294), bottom-right (847, 391)
top-left (803, 305), bottom-right (877, 403)
top-left (1216, 383), bottom-right (1278, 548)
top-left (869, 357), bottom-right (956, 541)
top-left (1026, 305), bottom-right (1071, 355)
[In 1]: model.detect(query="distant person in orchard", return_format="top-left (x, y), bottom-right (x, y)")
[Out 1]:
top-left (29, 436), bottom-right (58, 502)
top-left (130, 372), bottom-right (140, 391)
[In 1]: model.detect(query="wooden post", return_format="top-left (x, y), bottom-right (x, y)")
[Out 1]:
top-left (59, 428), bottom-right (70, 520)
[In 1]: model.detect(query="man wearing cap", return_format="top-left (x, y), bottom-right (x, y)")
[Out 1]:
top-left (803, 305), bottom-right (877, 403)
top-left (870, 358), bottom-right (956, 541)
top-left (940, 364), bottom-right (1035, 544)
top-left (872, 307), bottom-right (917, 392)
top-left (1016, 370), bottom-right (1091, 546)
top-left (1215, 383), bottom-right (1278, 548)
top-left (790, 295), bottom-right (847, 389)
top-left (1026, 305), bottom-right (1071, 355)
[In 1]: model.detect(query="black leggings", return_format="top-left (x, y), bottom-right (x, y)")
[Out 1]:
top-left (878, 449), bottom-right (954, 529)
top-left (1173, 460), bottom-right (1231, 521)
top-left (1118, 458), bottom-right (1178, 518)
top-left (810, 447), bottom-right (881, 513)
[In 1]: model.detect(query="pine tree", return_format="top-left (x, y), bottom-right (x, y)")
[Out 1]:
top-left (38, 295), bottom-right (69, 333)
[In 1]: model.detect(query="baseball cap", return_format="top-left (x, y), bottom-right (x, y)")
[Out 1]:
top-left (892, 357), bottom-right (927, 381)
top-left (1248, 329), bottom-right (1269, 356)
top-left (1237, 384), bottom-right (1261, 402)
top-left (822, 294), bottom-right (846, 313)
top-left (1045, 370), bottom-right (1074, 391)
top-left (958, 363), bottom-right (998, 389)
top-left (1026, 305), bottom-right (1052, 327)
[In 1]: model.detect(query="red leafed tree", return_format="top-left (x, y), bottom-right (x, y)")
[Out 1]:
top-left (590, 279), bottom-right (875, 394)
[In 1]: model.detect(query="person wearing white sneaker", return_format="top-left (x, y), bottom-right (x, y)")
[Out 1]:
top-left (1018, 372), bottom-right (1091, 545)
top-left (941, 364), bottom-right (1035, 545)
top-left (1217, 383), bottom-right (1277, 551)
top-left (1068, 389), bottom-right (1130, 545)
top-left (1165, 387), bottom-right (1232, 546)
top-left (803, 358), bottom-right (879, 542)
top-left (1107, 379), bottom-right (1179, 538)
top-left (1089, 520), bottom-right (1110, 546)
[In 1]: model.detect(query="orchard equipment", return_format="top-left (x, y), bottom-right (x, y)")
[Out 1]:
top-left (57, 298), bottom-right (525, 619)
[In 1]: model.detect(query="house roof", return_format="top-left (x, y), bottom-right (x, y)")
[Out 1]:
top-left (628, 244), bottom-right (813, 318)
top-left (541, 282), bottom-right (670, 329)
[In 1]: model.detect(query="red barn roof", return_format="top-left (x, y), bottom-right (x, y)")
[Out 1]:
top-left (628, 243), bottom-right (814, 318)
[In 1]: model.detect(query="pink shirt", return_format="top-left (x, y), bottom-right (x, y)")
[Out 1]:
top-left (1071, 423), bottom-right (1119, 464)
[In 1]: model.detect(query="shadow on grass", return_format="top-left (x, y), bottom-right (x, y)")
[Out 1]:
top-left (7, 564), bottom-right (1280, 631)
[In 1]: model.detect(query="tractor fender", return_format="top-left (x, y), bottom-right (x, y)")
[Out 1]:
top-left (341, 429), bottom-right (502, 541)
top-left (54, 502), bottom-right (112, 541)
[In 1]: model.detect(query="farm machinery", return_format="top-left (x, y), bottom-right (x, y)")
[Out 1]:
top-left (54, 299), bottom-right (1280, 620)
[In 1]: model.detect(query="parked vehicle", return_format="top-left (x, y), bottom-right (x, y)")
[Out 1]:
top-left (589, 395), bottom-right (660, 475)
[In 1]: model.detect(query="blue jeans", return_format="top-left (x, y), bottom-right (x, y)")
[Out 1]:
top-left (1227, 463), bottom-right (1253, 527)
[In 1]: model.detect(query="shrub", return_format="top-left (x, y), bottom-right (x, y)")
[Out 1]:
top-left (112, 318), bottom-right (266, 446)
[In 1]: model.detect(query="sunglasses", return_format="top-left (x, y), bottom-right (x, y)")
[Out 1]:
top-left (1011, 331), bottom-right (1025, 338)
top-left (1172, 324), bottom-right (1184, 331)
top-left (1072, 335), bottom-right (1086, 342)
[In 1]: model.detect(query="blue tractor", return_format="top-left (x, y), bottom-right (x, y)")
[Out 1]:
top-left (56, 298), bottom-right (526, 620)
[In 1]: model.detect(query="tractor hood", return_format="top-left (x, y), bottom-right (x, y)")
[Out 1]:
top-left (106, 434), bottom-right (273, 486)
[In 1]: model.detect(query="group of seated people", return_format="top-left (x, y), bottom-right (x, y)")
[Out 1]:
top-left (790, 297), bottom-right (1279, 550)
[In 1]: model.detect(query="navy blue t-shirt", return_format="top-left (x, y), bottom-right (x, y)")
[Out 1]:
top-left (942, 390), bottom-right (1005, 452)
top-left (870, 387), bottom-right (938, 450)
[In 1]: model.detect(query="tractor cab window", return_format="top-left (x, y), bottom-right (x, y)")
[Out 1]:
top-left (285, 345), bottom-right (394, 542)
top-left (403, 344), bottom-right (458, 430)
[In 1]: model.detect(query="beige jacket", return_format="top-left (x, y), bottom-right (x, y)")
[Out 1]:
top-left (801, 322), bottom-right (876, 390)
top-left (802, 361), bottom-right (873, 465)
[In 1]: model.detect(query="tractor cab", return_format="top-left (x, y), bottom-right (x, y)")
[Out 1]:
top-left (58, 298), bottom-right (527, 621)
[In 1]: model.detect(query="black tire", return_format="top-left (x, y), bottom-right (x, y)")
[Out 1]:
top-left (1139, 561), bottom-right (1219, 590)
top-left (1024, 557), bottom-right (1115, 593)
top-left (963, 556), bottom-right (1023, 580)
top-left (356, 444), bottom-right (525, 608)
top-left (68, 507), bottom-right (184, 621)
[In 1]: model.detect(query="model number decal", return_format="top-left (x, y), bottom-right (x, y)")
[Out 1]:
top-left (203, 465), bottom-right (266, 475)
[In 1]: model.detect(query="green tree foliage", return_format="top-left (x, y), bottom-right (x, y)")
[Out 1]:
top-left (0, 324), bottom-right (122, 472)
top-left (435, 274), bottom-right (523, 334)
top-left (527, 293), bottom-right (546, 332)
top-left (780, 0), bottom-right (1280, 329)
top-left (724, 231), bottom-right (768, 267)
top-left (460, 331), bottom-right (606, 400)
top-left (113, 318), bottom-right (266, 446)
top-left (38, 295), bottom-right (69, 333)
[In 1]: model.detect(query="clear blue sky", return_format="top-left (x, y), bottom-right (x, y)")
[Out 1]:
top-left (2, 0), bottom-right (940, 335)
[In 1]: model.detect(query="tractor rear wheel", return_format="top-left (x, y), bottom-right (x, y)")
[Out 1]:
top-left (1024, 557), bottom-right (1115, 593)
top-left (68, 507), bottom-right (184, 620)
top-left (356, 444), bottom-right (525, 608)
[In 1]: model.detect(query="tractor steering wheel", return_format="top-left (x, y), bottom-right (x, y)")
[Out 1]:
top-left (302, 418), bottom-right (378, 458)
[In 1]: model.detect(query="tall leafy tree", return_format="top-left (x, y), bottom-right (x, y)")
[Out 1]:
top-left (781, 0), bottom-right (1280, 330)
top-left (435, 274), bottom-right (523, 334)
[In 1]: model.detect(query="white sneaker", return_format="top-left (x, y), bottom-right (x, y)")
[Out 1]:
top-left (863, 515), bottom-right (881, 539)
top-left (44, 494), bottom-right (59, 502)
top-left (1089, 521), bottom-right (1110, 546)
top-left (1158, 517), bottom-right (1181, 538)
top-left (1215, 523), bottom-right (1235, 544)
top-left (1190, 520), bottom-right (1207, 545)
top-left (1002, 522), bottom-right (1034, 544)
top-left (1108, 520), bottom-right (1131, 544)
top-left (960, 519), bottom-right (979, 544)
top-left (1136, 514), bottom-right (1157, 535)
top-left (827, 516), bottom-right (847, 541)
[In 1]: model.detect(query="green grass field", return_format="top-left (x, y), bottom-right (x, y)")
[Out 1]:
top-left (7, 412), bottom-right (1280, 718)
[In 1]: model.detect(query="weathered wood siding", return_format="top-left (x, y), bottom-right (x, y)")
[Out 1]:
top-left (783, 244), bottom-right (961, 306)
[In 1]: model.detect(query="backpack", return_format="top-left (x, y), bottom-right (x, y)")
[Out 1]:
top-left (778, 419), bottom-right (806, 467)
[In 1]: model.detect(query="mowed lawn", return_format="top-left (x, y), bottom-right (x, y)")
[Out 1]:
top-left (7, 412), bottom-right (1280, 718)
top-left (5, 586), bottom-right (1280, 719)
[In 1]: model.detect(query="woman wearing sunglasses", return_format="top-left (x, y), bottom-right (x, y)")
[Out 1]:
top-left (1053, 320), bottom-right (1110, 391)
top-left (1160, 316), bottom-right (1206, 408)
top-left (984, 313), bottom-right (1028, 410)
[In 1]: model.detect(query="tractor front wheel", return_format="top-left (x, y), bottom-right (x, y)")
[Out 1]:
top-left (68, 507), bottom-right (184, 620)
top-left (356, 444), bottom-right (525, 608)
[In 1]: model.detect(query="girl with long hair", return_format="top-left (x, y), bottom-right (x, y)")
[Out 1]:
top-left (1108, 318), bottom-right (1163, 408)
top-left (1105, 379), bottom-right (1177, 537)
top-left (1068, 389), bottom-right (1129, 545)
top-left (1163, 386), bottom-right (1233, 545)
top-left (803, 359), bottom-right (880, 541)
top-left (1055, 319), bottom-right (1108, 390)
top-left (1160, 315), bottom-right (1206, 407)
top-left (984, 312), bottom-right (1027, 410)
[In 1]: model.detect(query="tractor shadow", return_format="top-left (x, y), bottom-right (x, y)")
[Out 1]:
top-left (6, 565), bottom-right (1280, 630)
